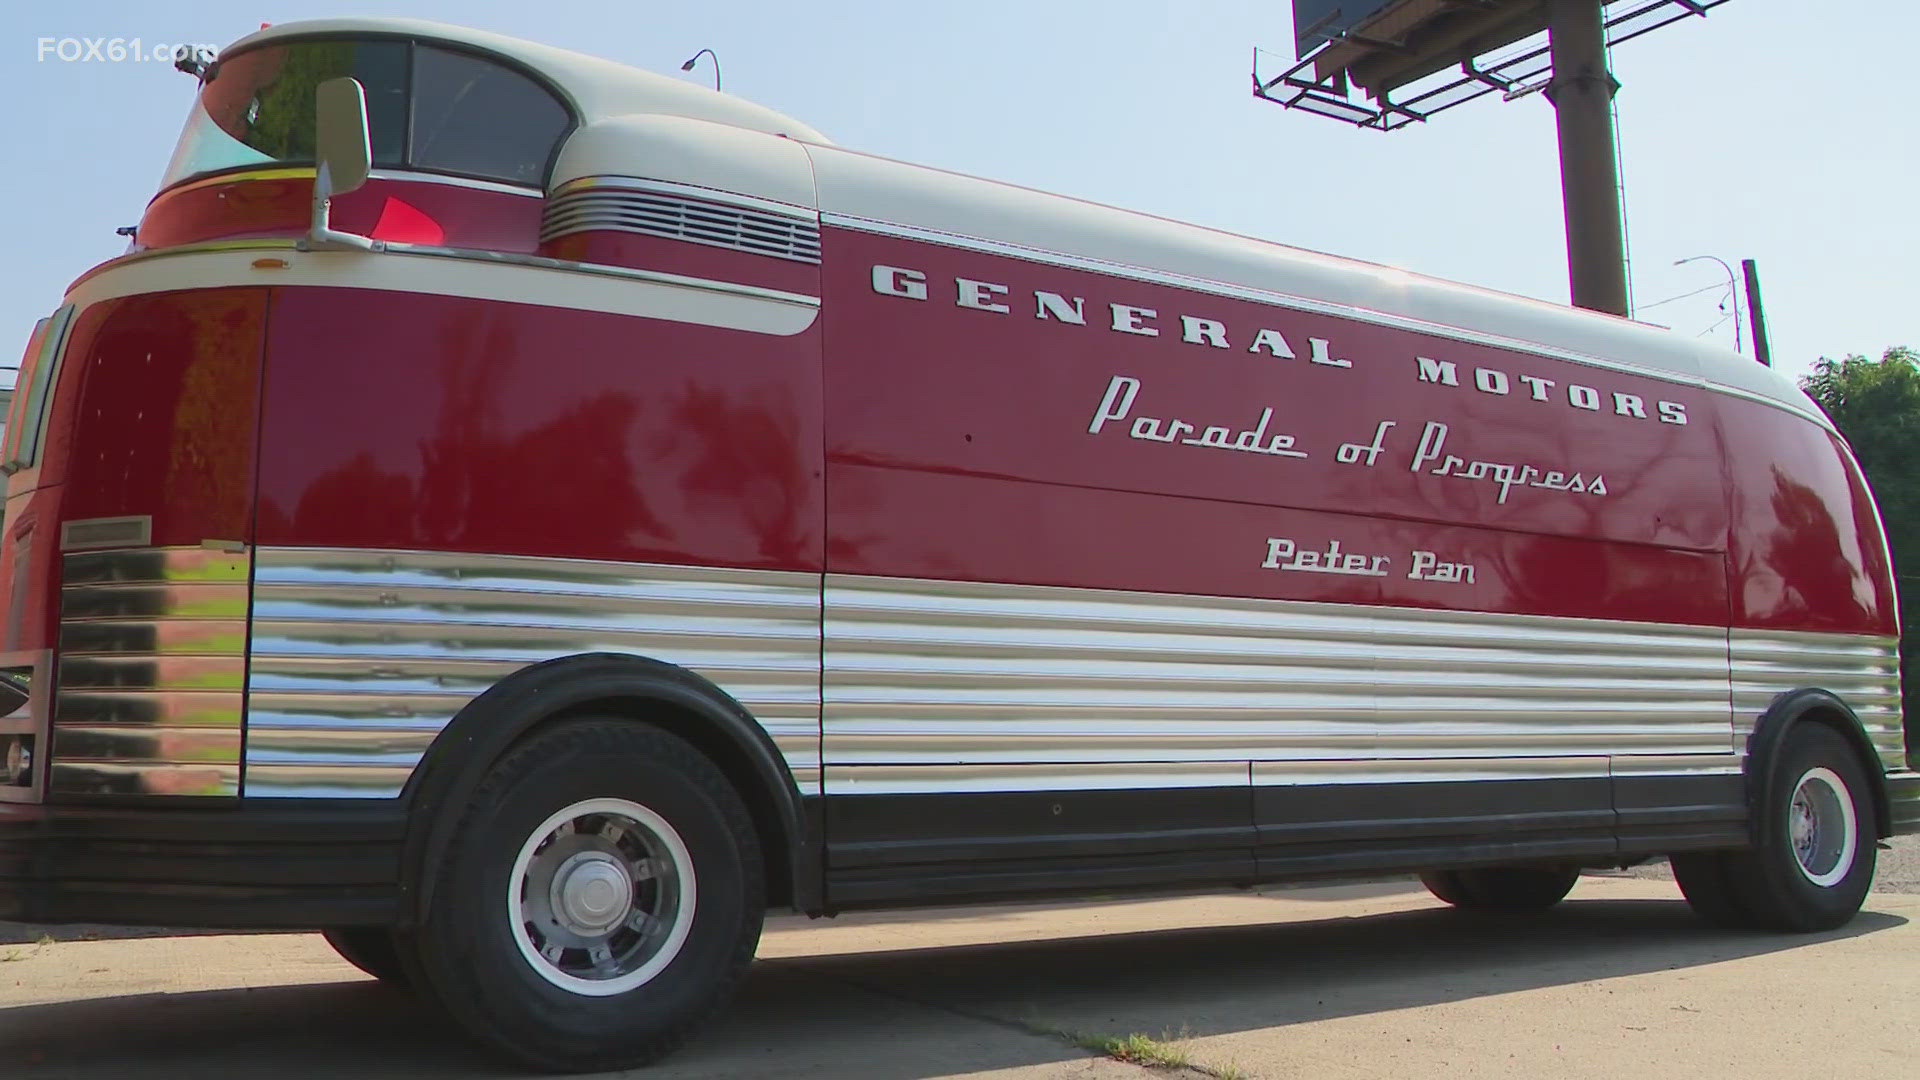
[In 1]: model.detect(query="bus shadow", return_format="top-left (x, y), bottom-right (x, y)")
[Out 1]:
top-left (1, 897), bottom-right (1906, 1079)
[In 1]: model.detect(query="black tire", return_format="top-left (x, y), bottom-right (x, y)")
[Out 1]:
top-left (1683, 724), bottom-right (1877, 932)
top-left (322, 927), bottom-right (412, 986)
top-left (1420, 865), bottom-right (1579, 912)
top-left (1418, 869), bottom-right (1478, 907)
top-left (1669, 851), bottom-right (1761, 929)
top-left (411, 720), bottom-right (765, 1072)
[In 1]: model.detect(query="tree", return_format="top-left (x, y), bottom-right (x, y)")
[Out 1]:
top-left (1801, 346), bottom-right (1920, 764)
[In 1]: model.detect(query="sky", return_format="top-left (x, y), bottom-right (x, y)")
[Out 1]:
top-left (2, 1), bottom-right (1912, 389)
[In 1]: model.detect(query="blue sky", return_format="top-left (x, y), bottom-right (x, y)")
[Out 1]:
top-left (3, 1), bottom-right (1911, 387)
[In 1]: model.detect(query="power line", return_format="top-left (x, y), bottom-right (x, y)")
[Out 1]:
top-left (1640, 280), bottom-right (1729, 312)
top-left (1695, 313), bottom-right (1733, 338)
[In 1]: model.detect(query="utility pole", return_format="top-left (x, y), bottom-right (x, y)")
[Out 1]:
top-left (1741, 258), bottom-right (1773, 367)
top-left (1544, 0), bottom-right (1629, 317)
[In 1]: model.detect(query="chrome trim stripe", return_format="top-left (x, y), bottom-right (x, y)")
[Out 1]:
top-left (320, 245), bottom-right (824, 310)
top-left (51, 725), bottom-right (241, 764)
top-left (53, 547), bottom-right (250, 798)
top-left (245, 548), bottom-right (822, 798)
top-left (155, 166), bottom-right (545, 202)
top-left (212, 764), bottom-right (404, 800)
top-left (1607, 753), bottom-right (1744, 776)
top-left (53, 690), bottom-right (245, 728)
top-left (820, 213), bottom-right (1833, 433)
top-left (554, 176), bottom-right (816, 219)
top-left (65, 246), bottom-right (821, 338)
top-left (48, 762), bottom-right (240, 798)
top-left (62, 547), bottom-right (250, 586)
top-left (59, 582), bottom-right (250, 620)
top-left (152, 167), bottom-right (314, 200)
top-left (543, 186), bottom-right (823, 264)
top-left (824, 574), bottom-right (1734, 769)
top-left (367, 168), bottom-right (544, 198)
top-left (58, 656), bottom-right (247, 691)
top-left (1731, 629), bottom-right (1905, 768)
top-left (826, 762), bottom-right (1249, 796)
top-left (1254, 756), bottom-right (1610, 786)
top-left (58, 620), bottom-right (250, 657)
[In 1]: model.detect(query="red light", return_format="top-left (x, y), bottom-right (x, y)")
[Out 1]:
top-left (369, 196), bottom-right (447, 246)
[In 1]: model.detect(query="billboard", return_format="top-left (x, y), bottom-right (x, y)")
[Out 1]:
top-left (1292, 0), bottom-right (1403, 58)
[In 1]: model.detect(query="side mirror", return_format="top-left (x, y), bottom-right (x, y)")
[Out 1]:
top-left (316, 76), bottom-right (372, 197)
top-left (302, 76), bottom-right (379, 251)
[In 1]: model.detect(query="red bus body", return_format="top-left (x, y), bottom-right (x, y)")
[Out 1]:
top-left (0, 16), bottom-right (1912, 1069)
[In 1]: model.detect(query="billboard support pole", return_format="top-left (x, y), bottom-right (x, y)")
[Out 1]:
top-left (1742, 258), bottom-right (1774, 367)
top-left (1544, 0), bottom-right (1630, 317)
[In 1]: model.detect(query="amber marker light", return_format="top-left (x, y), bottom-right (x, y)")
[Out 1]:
top-left (252, 257), bottom-right (290, 270)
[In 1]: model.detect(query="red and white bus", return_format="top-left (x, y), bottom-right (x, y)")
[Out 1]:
top-left (2, 17), bottom-right (1914, 1070)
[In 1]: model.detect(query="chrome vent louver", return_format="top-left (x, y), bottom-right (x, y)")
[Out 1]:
top-left (542, 178), bottom-right (822, 264)
top-left (52, 547), bottom-right (250, 797)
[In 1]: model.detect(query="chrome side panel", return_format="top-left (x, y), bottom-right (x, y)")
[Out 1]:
top-left (1731, 629), bottom-right (1905, 769)
top-left (53, 547), bottom-right (250, 797)
top-left (824, 574), bottom-right (1734, 792)
top-left (245, 548), bottom-right (822, 798)
top-left (227, 552), bottom-right (1901, 801)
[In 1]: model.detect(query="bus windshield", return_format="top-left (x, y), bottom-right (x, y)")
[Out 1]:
top-left (160, 40), bottom-right (409, 189)
top-left (159, 39), bottom-right (570, 191)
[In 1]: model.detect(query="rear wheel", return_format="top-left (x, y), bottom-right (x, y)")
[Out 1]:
top-left (322, 928), bottom-right (410, 986)
top-left (410, 721), bottom-right (765, 1071)
top-left (1675, 724), bottom-right (1876, 932)
top-left (1420, 865), bottom-right (1580, 912)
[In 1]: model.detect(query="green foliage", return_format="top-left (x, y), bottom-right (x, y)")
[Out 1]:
top-left (1060, 1028), bottom-right (1193, 1070)
top-left (1801, 347), bottom-right (1920, 762)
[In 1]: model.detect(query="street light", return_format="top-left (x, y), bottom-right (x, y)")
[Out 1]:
top-left (680, 48), bottom-right (721, 91)
top-left (1672, 255), bottom-right (1742, 356)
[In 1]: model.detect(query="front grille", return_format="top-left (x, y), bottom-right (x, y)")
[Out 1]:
top-left (542, 180), bottom-right (822, 264)
top-left (52, 547), bottom-right (250, 797)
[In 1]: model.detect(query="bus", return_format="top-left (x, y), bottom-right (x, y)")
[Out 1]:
top-left (2, 16), bottom-right (1914, 1072)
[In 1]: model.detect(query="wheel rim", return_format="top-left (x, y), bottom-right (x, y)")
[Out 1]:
top-left (507, 797), bottom-right (697, 996)
top-left (1786, 767), bottom-right (1856, 888)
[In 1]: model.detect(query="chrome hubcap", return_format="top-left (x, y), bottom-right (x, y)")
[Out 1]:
top-left (508, 797), bottom-right (696, 996)
top-left (552, 852), bottom-right (633, 935)
top-left (1787, 767), bottom-right (1855, 889)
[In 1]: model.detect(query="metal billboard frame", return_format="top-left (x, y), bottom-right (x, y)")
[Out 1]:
top-left (1254, 0), bottom-right (1729, 131)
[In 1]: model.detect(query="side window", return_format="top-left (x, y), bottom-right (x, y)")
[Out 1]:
top-left (409, 47), bottom-right (570, 186)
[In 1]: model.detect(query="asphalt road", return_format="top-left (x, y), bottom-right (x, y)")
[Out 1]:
top-left (4, 845), bottom-right (1918, 1079)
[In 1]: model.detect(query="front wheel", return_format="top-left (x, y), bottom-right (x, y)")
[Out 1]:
top-left (1674, 724), bottom-right (1876, 932)
top-left (411, 720), bottom-right (765, 1072)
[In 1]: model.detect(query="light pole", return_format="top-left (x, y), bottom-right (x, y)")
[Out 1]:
top-left (1673, 255), bottom-right (1742, 356)
top-left (680, 48), bottom-right (721, 91)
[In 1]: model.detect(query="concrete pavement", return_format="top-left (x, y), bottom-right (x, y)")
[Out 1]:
top-left (3, 874), bottom-right (1916, 1078)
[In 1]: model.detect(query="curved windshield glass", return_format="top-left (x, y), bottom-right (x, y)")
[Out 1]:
top-left (160, 40), bottom-right (407, 188)
top-left (160, 39), bottom-right (570, 191)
